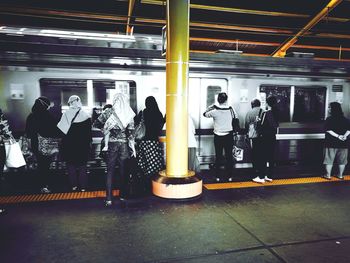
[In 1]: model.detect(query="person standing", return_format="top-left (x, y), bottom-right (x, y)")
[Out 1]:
top-left (58, 95), bottom-right (92, 192)
top-left (93, 93), bottom-right (135, 206)
top-left (135, 96), bottom-right (165, 192)
top-left (25, 97), bottom-right (61, 193)
top-left (245, 99), bottom-right (264, 183)
top-left (253, 95), bottom-right (279, 183)
top-left (0, 108), bottom-right (13, 215)
top-left (203, 92), bottom-right (236, 182)
top-left (323, 102), bottom-right (350, 180)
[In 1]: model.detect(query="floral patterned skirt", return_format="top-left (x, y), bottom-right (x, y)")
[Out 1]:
top-left (137, 140), bottom-right (163, 177)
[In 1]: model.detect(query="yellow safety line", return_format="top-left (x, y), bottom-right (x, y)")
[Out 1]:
top-left (204, 175), bottom-right (350, 190)
top-left (0, 190), bottom-right (120, 204)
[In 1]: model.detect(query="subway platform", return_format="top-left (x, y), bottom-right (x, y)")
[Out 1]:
top-left (1, 165), bottom-right (350, 263)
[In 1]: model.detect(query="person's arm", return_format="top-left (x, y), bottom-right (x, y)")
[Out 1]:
top-left (93, 108), bottom-right (111, 129)
top-left (203, 105), bottom-right (215, 117)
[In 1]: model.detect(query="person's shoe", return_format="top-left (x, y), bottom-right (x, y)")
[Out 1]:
top-left (252, 176), bottom-right (265, 184)
top-left (215, 177), bottom-right (220, 182)
top-left (322, 175), bottom-right (331, 180)
top-left (336, 175), bottom-right (344, 180)
top-left (80, 188), bottom-right (86, 192)
top-left (264, 176), bottom-right (273, 182)
top-left (0, 208), bottom-right (6, 215)
top-left (40, 187), bottom-right (51, 194)
top-left (72, 186), bottom-right (78, 191)
top-left (105, 200), bottom-right (112, 207)
top-left (228, 177), bottom-right (233, 182)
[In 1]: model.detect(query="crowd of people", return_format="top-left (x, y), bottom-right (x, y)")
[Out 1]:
top-left (0, 91), bottom-right (349, 211)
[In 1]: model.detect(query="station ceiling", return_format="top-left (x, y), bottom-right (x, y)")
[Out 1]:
top-left (0, 0), bottom-right (350, 61)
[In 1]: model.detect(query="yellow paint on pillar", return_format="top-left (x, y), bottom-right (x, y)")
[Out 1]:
top-left (165, 0), bottom-right (190, 178)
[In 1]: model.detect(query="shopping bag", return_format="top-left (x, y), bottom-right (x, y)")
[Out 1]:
top-left (232, 145), bottom-right (244, 162)
top-left (5, 140), bottom-right (26, 168)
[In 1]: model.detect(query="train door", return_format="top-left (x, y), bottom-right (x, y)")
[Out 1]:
top-left (195, 78), bottom-right (228, 164)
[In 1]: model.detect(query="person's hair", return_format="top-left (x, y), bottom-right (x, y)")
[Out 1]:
top-left (251, 99), bottom-right (261, 108)
top-left (103, 104), bottom-right (112, 110)
top-left (329, 102), bottom-right (344, 118)
top-left (266, 96), bottom-right (277, 107)
top-left (145, 96), bottom-right (160, 112)
top-left (217, 92), bottom-right (228, 104)
top-left (266, 96), bottom-right (279, 122)
top-left (32, 96), bottom-right (51, 113)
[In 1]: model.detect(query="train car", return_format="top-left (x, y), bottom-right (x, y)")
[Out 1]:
top-left (1, 27), bottom-right (350, 169)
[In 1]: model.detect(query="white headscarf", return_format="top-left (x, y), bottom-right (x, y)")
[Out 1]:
top-left (104, 93), bottom-right (135, 131)
top-left (57, 95), bottom-right (90, 134)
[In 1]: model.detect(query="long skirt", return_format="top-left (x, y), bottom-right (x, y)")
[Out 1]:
top-left (137, 140), bottom-right (163, 177)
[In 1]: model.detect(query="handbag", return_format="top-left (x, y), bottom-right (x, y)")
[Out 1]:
top-left (230, 107), bottom-right (240, 133)
top-left (232, 145), bottom-right (244, 162)
top-left (134, 111), bottom-right (146, 140)
top-left (5, 139), bottom-right (26, 168)
top-left (38, 134), bottom-right (61, 156)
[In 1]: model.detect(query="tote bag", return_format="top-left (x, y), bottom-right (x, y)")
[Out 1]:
top-left (134, 112), bottom-right (146, 141)
top-left (5, 140), bottom-right (26, 168)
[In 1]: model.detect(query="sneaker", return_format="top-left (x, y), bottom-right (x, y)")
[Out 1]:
top-left (80, 188), bottom-right (86, 192)
top-left (105, 200), bottom-right (112, 207)
top-left (264, 176), bottom-right (273, 182)
top-left (0, 208), bottom-right (6, 215)
top-left (336, 175), bottom-right (344, 180)
top-left (322, 175), bottom-right (331, 180)
top-left (72, 186), bottom-right (78, 191)
top-left (40, 187), bottom-right (51, 194)
top-left (215, 177), bottom-right (220, 182)
top-left (252, 177), bottom-right (265, 184)
top-left (228, 177), bottom-right (233, 182)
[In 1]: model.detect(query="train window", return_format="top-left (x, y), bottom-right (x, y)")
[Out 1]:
top-left (40, 78), bottom-right (137, 117)
top-left (206, 86), bottom-right (222, 107)
top-left (293, 86), bottom-right (326, 122)
top-left (260, 85), bottom-right (291, 122)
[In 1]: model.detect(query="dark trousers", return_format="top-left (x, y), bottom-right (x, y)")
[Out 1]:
top-left (261, 135), bottom-right (276, 178)
top-left (36, 153), bottom-right (52, 188)
top-left (251, 137), bottom-right (265, 178)
top-left (214, 133), bottom-right (233, 177)
top-left (106, 141), bottom-right (129, 201)
top-left (67, 163), bottom-right (88, 189)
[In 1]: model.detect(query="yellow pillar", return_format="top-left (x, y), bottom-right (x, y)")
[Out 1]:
top-left (152, 0), bottom-right (202, 199)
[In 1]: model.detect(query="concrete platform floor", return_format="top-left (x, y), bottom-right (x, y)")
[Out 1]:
top-left (1, 178), bottom-right (350, 262)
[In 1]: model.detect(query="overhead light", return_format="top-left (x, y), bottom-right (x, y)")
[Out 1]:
top-left (216, 50), bottom-right (243, 55)
top-left (39, 29), bottom-right (136, 42)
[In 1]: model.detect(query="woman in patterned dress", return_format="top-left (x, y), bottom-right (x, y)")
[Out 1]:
top-left (135, 96), bottom-right (165, 191)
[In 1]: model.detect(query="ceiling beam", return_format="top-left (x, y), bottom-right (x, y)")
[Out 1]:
top-left (272, 0), bottom-right (343, 57)
top-left (126, 0), bottom-right (141, 35)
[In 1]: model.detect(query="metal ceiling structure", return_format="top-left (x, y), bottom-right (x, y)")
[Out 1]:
top-left (0, 0), bottom-right (349, 61)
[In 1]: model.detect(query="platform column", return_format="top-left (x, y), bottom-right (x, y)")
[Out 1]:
top-left (152, 0), bottom-right (202, 199)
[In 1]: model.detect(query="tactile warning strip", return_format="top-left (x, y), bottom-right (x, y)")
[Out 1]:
top-left (204, 175), bottom-right (350, 190)
top-left (0, 190), bottom-right (119, 204)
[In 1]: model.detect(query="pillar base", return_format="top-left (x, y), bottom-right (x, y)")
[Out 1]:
top-left (152, 170), bottom-right (202, 200)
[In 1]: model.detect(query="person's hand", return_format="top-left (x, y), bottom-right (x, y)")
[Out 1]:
top-left (128, 139), bottom-right (136, 157)
top-left (102, 145), bottom-right (108, 151)
top-left (338, 135), bottom-right (346, 141)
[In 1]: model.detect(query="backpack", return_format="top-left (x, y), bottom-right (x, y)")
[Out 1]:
top-left (248, 109), bottom-right (264, 138)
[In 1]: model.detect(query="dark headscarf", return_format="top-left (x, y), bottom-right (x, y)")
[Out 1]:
top-left (142, 96), bottom-right (164, 140)
top-left (329, 102), bottom-right (344, 119)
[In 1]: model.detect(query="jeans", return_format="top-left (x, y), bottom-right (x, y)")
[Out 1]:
top-left (214, 133), bottom-right (233, 177)
top-left (36, 153), bottom-right (52, 188)
top-left (261, 135), bottom-right (276, 178)
top-left (106, 141), bottom-right (129, 201)
top-left (251, 137), bottom-right (265, 178)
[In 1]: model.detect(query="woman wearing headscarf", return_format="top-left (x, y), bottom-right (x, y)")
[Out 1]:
top-left (25, 96), bottom-right (61, 193)
top-left (93, 93), bottom-right (135, 206)
top-left (135, 96), bottom-right (165, 188)
top-left (58, 95), bottom-right (92, 192)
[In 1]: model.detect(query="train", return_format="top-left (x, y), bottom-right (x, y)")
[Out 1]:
top-left (1, 27), bottom-right (350, 168)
